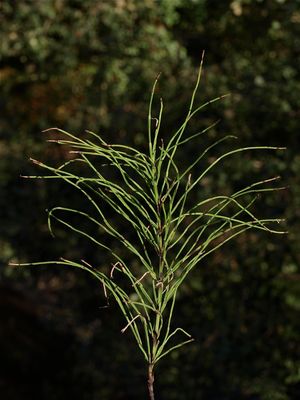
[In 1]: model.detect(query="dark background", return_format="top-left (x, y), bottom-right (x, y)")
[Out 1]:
top-left (1, 1), bottom-right (299, 399)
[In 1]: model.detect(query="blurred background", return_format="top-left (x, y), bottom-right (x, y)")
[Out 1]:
top-left (1, 1), bottom-right (299, 399)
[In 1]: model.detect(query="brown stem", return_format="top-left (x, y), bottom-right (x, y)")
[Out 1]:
top-left (147, 363), bottom-right (155, 400)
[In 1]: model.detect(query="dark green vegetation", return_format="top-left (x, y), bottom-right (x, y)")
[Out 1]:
top-left (1, 1), bottom-right (299, 399)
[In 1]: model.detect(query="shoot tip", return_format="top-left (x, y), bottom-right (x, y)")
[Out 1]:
top-left (42, 127), bottom-right (59, 133)
top-left (8, 262), bottom-right (19, 266)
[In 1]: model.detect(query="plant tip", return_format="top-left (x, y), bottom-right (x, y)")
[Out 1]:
top-left (42, 127), bottom-right (58, 133)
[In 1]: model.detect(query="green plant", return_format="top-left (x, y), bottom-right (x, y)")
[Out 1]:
top-left (11, 54), bottom-right (286, 399)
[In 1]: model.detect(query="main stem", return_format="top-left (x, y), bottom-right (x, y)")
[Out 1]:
top-left (148, 363), bottom-right (155, 400)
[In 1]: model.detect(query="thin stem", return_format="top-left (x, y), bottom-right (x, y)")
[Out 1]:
top-left (148, 363), bottom-right (155, 400)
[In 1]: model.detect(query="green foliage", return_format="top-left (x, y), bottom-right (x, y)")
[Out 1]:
top-left (1, 1), bottom-right (299, 399)
top-left (13, 60), bottom-right (286, 397)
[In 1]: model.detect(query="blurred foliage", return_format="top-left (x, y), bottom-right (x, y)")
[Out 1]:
top-left (0, 0), bottom-right (299, 399)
